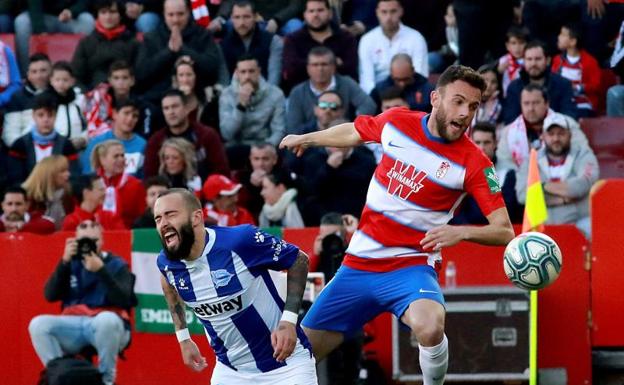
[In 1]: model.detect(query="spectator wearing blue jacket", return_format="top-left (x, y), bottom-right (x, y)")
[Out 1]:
top-left (0, 40), bottom-right (21, 109)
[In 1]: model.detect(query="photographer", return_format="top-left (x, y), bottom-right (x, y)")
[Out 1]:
top-left (28, 220), bottom-right (137, 385)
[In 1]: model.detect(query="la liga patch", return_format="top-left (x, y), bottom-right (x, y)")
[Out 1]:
top-left (484, 166), bottom-right (501, 193)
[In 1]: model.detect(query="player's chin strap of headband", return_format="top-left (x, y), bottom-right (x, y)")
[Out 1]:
top-left (280, 310), bottom-right (298, 325)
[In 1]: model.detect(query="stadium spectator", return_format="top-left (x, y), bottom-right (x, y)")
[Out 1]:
top-left (581, 0), bottom-right (624, 65)
top-left (502, 40), bottom-right (577, 124)
top-left (220, 54), bottom-right (285, 151)
top-left (497, 26), bottom-right (528, 97)
top-left (21, 155), bottom-right (73, 229)
top-left (552, 23), bottom-right (601, 118)
top-left (132, 175), bottom-right (170, 229)
top-left (607, 20), bottom-right (624, 117)
top-left (47, 61), bottom-right (87, 150)
top-left (370, 53), bottom-right (433, 113)
top-left (135, 0), bottom-right (225, 104)
top-left (158, 137), bottom-right (201, 196)
top-left (232, 142), bottom-right (280, 220)
top-left (71, 0), bottom-right (140, 90)
top-left (259, 168), bottom-right (304, 228)
top-left (62, 174), bottom-right (126, 231)
top-left (84, 60), bottom-right (156, 140)
top-left (144, 89), bottom-right (229, 180)
top-left (474, 65), bottom-right (503, 127)
top-left (516, 112), bottom-right (599, 238)
top-left (91, 139), bottom-right (146, 228)
top-left (427, 3), bottom-right (458, 74)
top-left (358, 0), bottom-right (428, 93)
top-left (0, 40), bottom-right (21, 109)
top-left (2, 53), bottom-right (51, 147)
top-left (311, 212), bottom-right (358, 272)
top-left (172, 56), bottom-right (215, 128)
top-left (522, 0), bottom-right (582, 55)
top-left (7, 93), bottom-right (79, 185)
top-left (82, 99), bottom-right (146, 178)
top-left (202, 174), bottom-right (255, 226)
top-left (282, 0), bottom-right (358, 92)
top-left (287, 47), bottom-right (376, 133)
top-left (28, 219), bottom-right (137, 385)
top-left (292, 90), bottom-right (346, 136)
top-left (452, 122), bottom-right (523, 225)
top-left (123, 0), bottom-right (162, 33)
top-left (211, 0), bottom-right (305, 36)
top-left (338, 0), bottom-right (376, 35)
top-left (497, 84), bottom-right (588, 172)
top-left (288, 118), bottom-right (376, 225)
top-left (0, 185), bottom-right (55, 234)
top-left (219, 0), bottom-right (283, 86)
top-left (14, 0), bottom-right (94, 75)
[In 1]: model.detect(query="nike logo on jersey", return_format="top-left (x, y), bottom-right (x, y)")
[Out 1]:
top-left (388, 141), bottom-right (404, 148)
top-left (419, 288), bottom-right (438, 294)
top-left (194, 295), bottom-right (243, 318)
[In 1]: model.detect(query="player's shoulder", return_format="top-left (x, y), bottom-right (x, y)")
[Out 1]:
top-left (380, 108), bottom-right (426, 129)
top-left (210, 224), bottom-right (258, 246)
top-left (156, 250), bottom-right (169, 271)
top-left (454, 135), bottom-right (495, 169)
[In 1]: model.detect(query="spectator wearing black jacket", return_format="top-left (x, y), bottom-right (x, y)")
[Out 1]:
top-left (29, 219), bottom-right (137, 385)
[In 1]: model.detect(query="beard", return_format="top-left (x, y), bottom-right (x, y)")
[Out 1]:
top-left (434, 104), bottom-right (467, 142)
top-left (307, 20), bottom-right (330, 32)
top-left (546, 141), bottom-right (571, 157)
top-left (160, 221), bottom-right (196, 261)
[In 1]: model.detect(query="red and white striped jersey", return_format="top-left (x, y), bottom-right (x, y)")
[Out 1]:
top-left (343, 108), bottom-right (505, 272)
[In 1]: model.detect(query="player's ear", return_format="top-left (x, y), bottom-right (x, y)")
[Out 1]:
top-left (192, 208), bottom-right (203, 226)
top-left (431, 89), bottom-right (440, 109)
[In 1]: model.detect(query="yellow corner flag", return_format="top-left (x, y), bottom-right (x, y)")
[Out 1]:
top-left (522, 148), bottom-right (548, 233)
top-left (521, 148), bottom-right (548, 385)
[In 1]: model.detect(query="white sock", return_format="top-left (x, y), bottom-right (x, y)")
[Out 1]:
top-left (419, 334), bottom-right (448, 385)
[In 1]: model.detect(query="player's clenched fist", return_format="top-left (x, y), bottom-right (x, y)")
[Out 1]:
top-left (180, 339), bottom-right (208, 372)
top-left (271, 321), bottom-right (297, 362)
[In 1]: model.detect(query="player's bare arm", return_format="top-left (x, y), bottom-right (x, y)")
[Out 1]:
top-left (272, 251), bottom-right (309, 362)
top-left (421, 207), bottom-right (515, 251)
top-left (161, 275), bottom-right (208, 372)
top-left (280, 123), bottom-right (364, 156)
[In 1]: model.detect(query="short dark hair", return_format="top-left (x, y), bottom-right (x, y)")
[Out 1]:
top-left (144, 175), bottom-right (171, 190)
top-left (318, 90), bottom-right (343, 104)
top-left (521, 83), bottom-right (549, 103)
top-left (562, 23), bottom-right (582, 48)
top-left (52, 61), bottom-right (74, 77)
top-left (378, 85), bottom-right (405, 102)
top-left (1, 186), bottom-right (27, 202)
top-left (93, 0), bottom-right (123, 14)
top-left (436, 65), bottom-right (486, 94)
top-left (236, 53), bottom-right (259, 66)
top-left (33, 92), bottom-right (58, 112)
top-left (506, 25), bottom-right (529, 43)
top-left (108, 60), bottom-right (134, 77)
top-left (71, 174), bottom-right (101, 203)
top-left (524, 40), bottom-right (548, 57)
top-left (157, 188), bottom-right (202, 211)
top-left (306, 0), bottom-right (331, 9)
top-left (232, 0), bottom-right (256, 13)
top-left (377, 0), bottom-right (402, 7)
top-left (471, 122), bottom-right (496, 140)
top-left (320, 212), bottom-right (343, 226)
top-left (266, 168), bottom-right (297, 190)
top-left (161, 88), bottom-right (187, 105)
top-left (28, 53), bottom-right (50, 67)
top-left (308, 46), bottom-right (336, 65)
top-left (114, 98), bottom-right (140, 112)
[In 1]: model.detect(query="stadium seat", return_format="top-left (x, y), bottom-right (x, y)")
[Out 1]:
top-left (29, 33), bottom-right (84, 63)
top-left (597, 68), bottom-right (619, 114)
top-left (580, 117), bottom-right (624, 178)
top-left (0, 33), bottom-right (16, 53)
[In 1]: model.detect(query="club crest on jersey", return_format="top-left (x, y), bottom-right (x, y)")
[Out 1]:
top-left (386, 159), bottom-right (427, 200)
top-left (211, 269), bottom-right (234, 289)
top-left (436, 161), bottom-right (450, 179)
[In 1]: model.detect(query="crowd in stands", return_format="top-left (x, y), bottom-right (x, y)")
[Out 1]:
top-left (1, 0), bottom-right (623, 242)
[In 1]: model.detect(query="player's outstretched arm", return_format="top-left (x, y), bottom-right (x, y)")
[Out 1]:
top-left (421, 207), bottom-right (515, 250)
top-left (272, 250), bottom-right (310, 362)
top-left (161, 275), bottom-right (208, 372)
top-left (279, 122), bottom-right (364, 157)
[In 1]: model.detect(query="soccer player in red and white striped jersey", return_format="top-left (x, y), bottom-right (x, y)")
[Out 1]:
top-left (281, 65), bottom-right (515, 385)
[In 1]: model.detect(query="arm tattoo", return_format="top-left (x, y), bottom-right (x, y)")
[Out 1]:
top-left (161, 276), bottom-right (188, 330)
top-left (283, 251), bottom-right (309, 315)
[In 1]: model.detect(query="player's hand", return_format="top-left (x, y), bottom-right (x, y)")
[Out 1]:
top-left (180, 339), bottom-right (208, 372)
top-left (62, 238), bottom-right (78, 263)
top-left (271, 321), bottom-right (297, 362)
top-left (83, 252), bottom-right (104, 272)
top-left (280, 135), bottom-right (308, 157)
top-left (420, 225), bottom-right (466, 251)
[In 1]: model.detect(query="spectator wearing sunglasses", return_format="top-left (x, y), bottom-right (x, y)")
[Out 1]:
top-left (294, 90), bottom-right (345, 135)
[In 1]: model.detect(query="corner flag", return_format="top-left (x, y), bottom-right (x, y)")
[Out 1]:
top-left (522, 148), bottom-right (548, 232)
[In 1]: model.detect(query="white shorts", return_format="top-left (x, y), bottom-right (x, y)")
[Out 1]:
top-left (211, 354), bottom-right (318, 385)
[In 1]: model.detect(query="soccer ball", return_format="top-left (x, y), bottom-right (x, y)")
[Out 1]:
top-left (503, 232), bottom-right (563, 290)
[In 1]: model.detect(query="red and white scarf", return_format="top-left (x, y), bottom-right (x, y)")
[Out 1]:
top-left (191, 0), bottom-right (211, 27)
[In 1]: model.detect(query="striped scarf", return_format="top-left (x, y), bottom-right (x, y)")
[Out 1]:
top-left (191, 0), bottom-right (211, 27)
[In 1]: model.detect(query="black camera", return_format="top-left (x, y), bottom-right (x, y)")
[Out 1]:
top-left (73, 237), bottom-right (98, 260)
top-left (319, 233), bottom-right (347, 280)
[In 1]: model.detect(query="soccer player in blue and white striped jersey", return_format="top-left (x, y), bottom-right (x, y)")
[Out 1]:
top-left (154, 188), bottom-right (317, 384)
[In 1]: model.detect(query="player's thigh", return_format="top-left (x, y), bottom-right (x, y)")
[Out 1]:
top-left (401, 299), bottom-right (446, 346)
top-left (302, 326), bottom-right (344, 362)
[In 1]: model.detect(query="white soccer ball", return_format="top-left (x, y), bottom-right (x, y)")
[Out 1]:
top-left (503, 232), bottom-right (563, 290)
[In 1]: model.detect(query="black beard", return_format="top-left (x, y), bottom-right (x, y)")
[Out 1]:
top-left (161, 221), bottom-right (195, 261)
top-left (307, 21), bottom-right (330, 32)
top-left (546, 142), bottom-right (571, 157)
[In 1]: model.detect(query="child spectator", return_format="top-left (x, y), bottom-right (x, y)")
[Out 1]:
top-left (158, 137), bottom-right (202, 196)
top-left (259, 168), bottom-right (304, 228)
top-left (133, 175), bottom-right (170, 229)
top-left (202, 174), bottom-right (255, 227)
top-left (62, 174), bottom-right (126, 230)
top-left (552, 23), bottom-right (601, 118)
top-left (48, 61), bottom-right (87, 150)
top-left (497, 26), bottom-right (527, 97)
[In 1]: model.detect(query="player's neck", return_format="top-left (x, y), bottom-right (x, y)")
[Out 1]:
top-left (186, 228), bottom-right (207, 261)
top-left (427, 113), bottom-right (441, 138)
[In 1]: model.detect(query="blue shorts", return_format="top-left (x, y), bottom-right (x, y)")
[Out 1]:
top-left (302, 265), bottom-right (444, 336)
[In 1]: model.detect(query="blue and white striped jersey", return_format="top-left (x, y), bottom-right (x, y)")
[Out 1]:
top-left (157, 225), bottom-right (312, 373)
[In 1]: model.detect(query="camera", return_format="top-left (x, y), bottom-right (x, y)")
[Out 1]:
top-left (319, 233), bottom-right (347, 280)
top-left (73, 237), bottom-right (98, 260)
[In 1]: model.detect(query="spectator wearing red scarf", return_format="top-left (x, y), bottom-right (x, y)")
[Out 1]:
top-left (71, 0), bottom-right (140, 90)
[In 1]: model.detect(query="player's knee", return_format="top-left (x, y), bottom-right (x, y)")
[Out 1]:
top-left (406, 311), bottom-right (445, 346)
